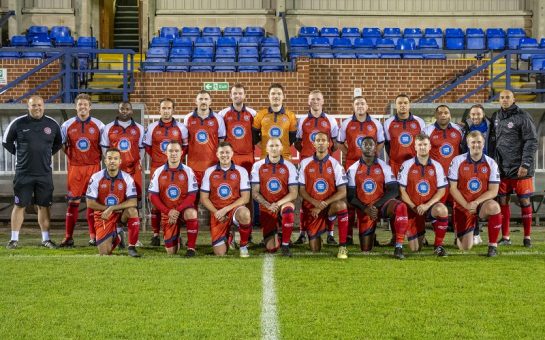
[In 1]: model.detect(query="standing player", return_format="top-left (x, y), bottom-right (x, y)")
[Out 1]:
top-left (336, 95), bottom-right (385, 245)
top-left (346, 137), bottom-right (409, 259)
top-left (383, 94), bottom-right (426, 176)
top-left (143, 98), bottom-right (188, 246)
top-left (298, 132), bottom-right (349, 259)
top-left (200, 142), bottom-right (252, 257)
top-left (86, 148), bottom-right (140, 257)
top-left (490, 90), bottom-right (537, 247)
top-left (397, 133), bottom-right (450, 256)
top-left (183, 90), bottom-right (226, 185)
top-left (294, 90), bottom-right (339, 245)
top-left (60, 93), bottom-right (104, 247)
top-left (252, 83), bottom-right (297, 160)
top-left (148, 141), bottom-right (199, 256)
top-left (448, 131), bottom-right (502, 257)
top-left (3, 95), bottom-right (62, 249)
top-left (218, 83), bottom-right (257, 175)
top-left (251, 138), bottom-right (298, 256)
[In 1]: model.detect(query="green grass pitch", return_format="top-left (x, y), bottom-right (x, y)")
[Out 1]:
top-left (1, 226), bottom-right (544, 339)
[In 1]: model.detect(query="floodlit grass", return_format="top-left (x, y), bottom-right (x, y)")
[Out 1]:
top-left (0, 226), bottom-right (544, 339)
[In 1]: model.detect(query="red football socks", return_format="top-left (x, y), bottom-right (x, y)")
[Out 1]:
top-left (281, 206), bottom-right (295, 245)
top-left (432, 217), bottom-right (449, 247)
top-left (238, 223), bottom-right (252, 247)
top-left (127, 217), bottom-right (140, 246)
top-left (65, 202), bottom-right (79, 238)
top-left (521, 205), bottom-right (532, 238)
top-left (186, 218), bottom-right (199, 250)
top-left (500, 204), bottom-right (510, 238)
top-left (151, 209), bottom-right (161, 235)
top-left (337, 209), bottom-right (349, 246)
top-left (86, 208), bottom-right (96, 239)
top-left (487, 213), bottom-right (502, 245)
top-left (394, 203), bottom-right (408, 245)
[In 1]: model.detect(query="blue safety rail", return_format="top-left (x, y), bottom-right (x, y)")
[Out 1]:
top-left (0, 47), bottom-right (134, 103)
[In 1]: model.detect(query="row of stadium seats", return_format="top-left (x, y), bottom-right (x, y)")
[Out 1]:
top-left (157, 26), bottom-right (265, 43)
top-left (0, 36), bottom-right (97, 59)
top-left (150, 35), bottom-right (278, 49)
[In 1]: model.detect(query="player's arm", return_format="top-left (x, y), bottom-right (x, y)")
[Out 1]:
top-left (52, 124), bottom-right (63, 155)
top-left (149, 193), bottom-right (170, 214)
top-left (448, 180), bottom-right (470, 211)
top-left (347, 186), bottom-right (366, 212)
top-left (421, 187), bottom-right (446, 211)
top-left (472, 183), bottom-right (499, 205)
top-left (324, 185), bottom-right (347, 206)
top-left (520, 114), bottom-right (538, 175)
top-left (86, 197), bottom-right (137, 212)
top-left (376, 142), bottom-right (384, 156)
top-left (336, 141), bottom-right (348, 155)
top-left (252, 183), bottom-right (271, 209)
top-left (373, 182), bottom-right (400, 208)
top-left (2, 122), bottom-right (17, 155)
top-left (299, 186), bottom-right (321, 208)
top-left (399, 186), bottom-right (417, 211)
top-left (200, 191), bottom-right (218, 214)
top-left (276, 185), bottom-right (298, 207)
top-left (294, 139), bottom-right (302, 152)
top-left (223, 191), bottom-right (251, 212)
top-left (176, 192), bottom-right (196, 212)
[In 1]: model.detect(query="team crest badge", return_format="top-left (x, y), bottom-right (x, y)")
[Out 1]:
top-left (321, 121), bottom-right (328, 128)
top-left (172, 130), bottom-right (178, 136)
top-left (367, 125), bottom-right (373, 131)
top-left (100, 184), bottom-right (107, 189)
top-left (507, 122), bottom-right (514, 129)
top-left (179, 174), bottom-right (185, 181)
top-left (44, 127), bottom-right (52, 135)
top-left (89, 127), bottom-right (95, 134)
top-left (428, 169), bottom-right (435, 176)
top-left (243, 115), bottom-right (250, 121)
top-left (410, 123), bottom-right (417, 129)
top-left (279, 168), bottom-right (286, 174)
top-left (117, 183), bottom-right (123, 190)
top-left (208, 120), bottom-right (215, 127)
top-left (481, 167), bottom-right (488, 173)
top-left (327, 167), bottom-right (333, 174)
top-left (374, 168), bottom-right (381, 174)
top-left (450, 132), bottom-right (457, 138)
top-left (230, 174), bottom-right (237, 180)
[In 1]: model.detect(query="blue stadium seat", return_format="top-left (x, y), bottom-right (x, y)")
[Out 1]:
top-left (143, 47), bottom-right (169, 72)
top-left (216, 46), bottom-right (236, 58)
top-left (376, 38), bottom-right (399, 58)
top-left (77, 36), bottom-right (97, 48)
top-left (191, 47), bottom-right (213, 72)
top-left (445, 28), bottom-right (465, 50)
top-left (383, 28), bottom-right (401, 45)
top-left (172, 37), bottom-right (193, 48)
top-left (299, 26), bottom-right (319, 44)
top-left (214, 57), bottom-right (236, 72)
top-left (0, 50), bottom-right (19, 59)
top-left (397, 38), bottom-right (421, 59)
top-left (166, 52), bottom-right (190, 72)
top-left (239, 46), bottom-right (259, 58)
top-left (531, 55), bottom-right (545, 70)
top-left (50, 26), bottom-right (71, 40)
top-left (341, 27), bottom-right (360, 44)
top-left (238, 57), bottom-right (259, 72)
top-left (486, 28), bottom-right (506, 50)
top-left (354, 38), bottom-right (379, 58)
top-left (424, 28), bottom-right (443, 49)
top-left (362, 28), bottom-right (382, 45)
top-left (403, 28), bottom-right (423, 40)
top-left (540, 38), bottom-right (545, 48)
top-left (202, 27), bottom-right (221, 43)
top-left (223, 26), bottom-right (243, 43)
top-left (261, 57), bottom-right (284, 72)
top-left (194, 37), bottom-right (214, 48)
top-left (261, 37), bottom-right (280, 48)
top-left (310, 37), bottom-right (333, 58)
top-left (332, 37), bottom-right (355, 58)
top-left (181, 26), bottom-right (200, 43)
top-left (217, 37), bottom-right (237, 48)
top-left (54, 35), bottom-right (75, 47)
top-left (507, 28), bottom-right (526, 50)
top-left (418, 38), bottom-right (445, 59)
top-left (261, 46), bottom-right (281, 58)
top-left (150, 36), bottom-right (170, 48)
top-left (10, 35), bottom-right (28, 47)
top-left (519, 37), bottom-right (538, 62)
top-left (21, 35), bottom-right (51, 58)
top-left (170, 46), bottom-right (192, 58)
top-left (288, 37), bottom-right (309, 60)
top-left (244, 26), bottom-right (265, 37)
top-left (320, 27), bottom-right (340, 44)
top-left (238, 36), bottom-right (260, 48)
top-left (466, 28), bottom-right (485, 50)
top-left (160, 27), bottom-right (179, 41)
top-left (26, 25), bottom-right (48, 42)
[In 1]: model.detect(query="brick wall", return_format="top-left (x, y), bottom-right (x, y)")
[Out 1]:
top-left (132, 58), bottom-right (488, 116)
top-left (0, 59), bottom-right (61, 103)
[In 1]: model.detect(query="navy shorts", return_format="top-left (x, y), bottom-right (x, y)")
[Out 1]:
top-left (13, 173), bottom-right (54, 207)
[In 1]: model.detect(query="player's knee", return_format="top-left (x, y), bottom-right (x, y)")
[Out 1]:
top-left (281, 202), bottom-right (295, 210)
top-left (483, 200), bottom-right (501, 215)
top-left (498, 195), bottom-right (509, 205)
top-left (434, 203), bottom-right (448, 218)
top-left (184, 208), bottom-right (198, 220)
top-left (519, 197), bottom-right (531, 207)
top-left (126, 207), bottom-right (138, 218)
top-left (236, 207), bottom-right (251, 224)
top-left (334, 200), bottom-right (347, 211)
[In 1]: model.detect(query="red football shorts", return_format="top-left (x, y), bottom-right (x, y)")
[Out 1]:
top-left (406, 208), bottom-right (433, 241)
top-left (300, 200), bottom-right (328, 240)
top-left (94, 211), bottom-right (121, 245)
top-left (161, 214), bottom-right (182, 248)
top-left (67, 164), bottom-right (100, 199)
top-left (210, 206), bottom-right (243, 246)
top-left (356, 210), bottom-right (379, 236)
top-left (499, 177), bottom-right (533, 198)
top-left (452, 203), bottom-right (482, 238)
top-left (259, 207), bottom-right (281, 240)
top-left (122, 162), bottom-right (142, 198)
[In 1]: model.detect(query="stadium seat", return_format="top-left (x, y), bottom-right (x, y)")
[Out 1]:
top-left (354, 38), bottom-right (379, 58)
top-left (261, 46), bottom-right (281, 58)
top-left (341, 27), bottom-right (360, 44)
top-left (445, 28), bottom-right (465, 50)
top-left (362, 27), bottom-right (382, 45)
top-left (150, 36), bottom-right (170, 48)
top-left (418, 38), bottom-right (445, 59)
top-left (26, 25), bottom-right (48, 42)
top-left (507, 28), bottom-right (526, 50)
top-left (396, 38), bottom-right (421, 58)
top-left (223, 26), bottom-right (243, 43)
top-left (332, 37), bottom-right (355, 58)
top-left (181, 26), bottom-right (200, 43)
top-left (159, 27), bottom-right (179, 42)
top-left (21, 35), bottom-right (51, 58)
top-left (54, 35), bottom-right (75, 47)
top-left (166, 49), bottom-right (190, 72)
top-left (194, 37), bottom-right (214, 48)
top-left (0, 49), bottom-right (19, 58)
top-left (172, 37), bottom-right (193, 48)
top-left (142, 47), bottom-right (168, 72)
top-left (214, 57), bottom-right (236, 72)
top-left (487, 28), bottom-right (506, 50)
top-left (310, 37), bottom-right (334, 58)
top-left (530, 56), bottom-right (545, 70)
top-left (261, 57), bottom-right (284, 72)
top-left (170, 46), bottom-right (192, 58)
top-left (10, 35), bottom-right (28, 47)
top-left (239, 46), bottom-right (259, 58)
top-left (383, 28), bottom-right (401, 44)
top-left (216, 46), bottom-right (236, 58)
top-left (540, 38), bottom-right (545, 48)
top-left (376, 38), bottom-right (399, 58)
top-left (244, 26), bottom-right (265, 38)
top-left (217, 37), bottom-right (237, 48)
top-left (191, 46), bottom-right (213, 72)
top-left (261, 37), bottom-right (280, 48)
top-left (77, 36), bottom-right (97, 48)
top-left (403, 28), bottom-right (423, 40)
top-left (424, 28), bottom-right (443, 49)
top-left (519, 37), bottom-right (538, 62)
top-left (202, 27), bottom-right (221, 43)
top-left (466, 28), bottom-right (485, 50)
top-left (288, 37), bottom-right (309, 60)
top-left (238, 57), bottom-right (259, 72)
top-left (50, 26), bottom-right (71, 40)
top-left (299, 26), bottom-right (319, 44)
top-left (320, 27), bottom-right (340, 44)
top-left (238, 36), bottom-right (260, 48)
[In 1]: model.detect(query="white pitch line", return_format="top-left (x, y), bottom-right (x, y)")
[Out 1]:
top-left (261, 254), bottom-right (280, 340)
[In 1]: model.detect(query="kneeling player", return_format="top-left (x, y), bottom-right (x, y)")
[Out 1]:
top-left (251, 138), bottom-right (298, 256)
top-left (398, 133), bottom-right (450, 256)
top-left (347, 137), bottom-right (409, 259)
top-left (200, 142), bottom-right (253, 257)
top-left (299, 132), bottom-right (349, 258)
top-left (85, 148), bottom-right (140, 257)
top-left (149, 141), bottom-right (199, 256)
top-left (448, 131), bottom-right (502, 257)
